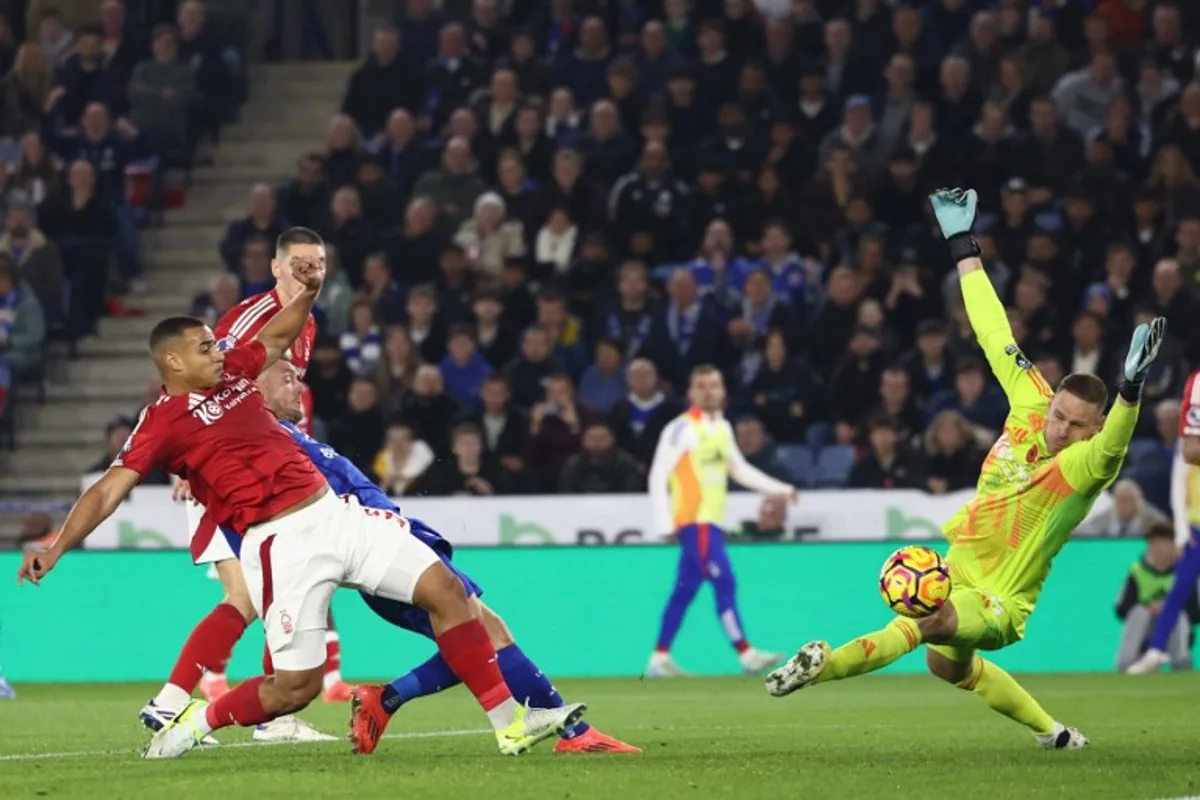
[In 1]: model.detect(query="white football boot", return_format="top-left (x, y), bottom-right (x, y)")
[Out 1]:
top-left (1036, 722), bottom-right (1090, 750)
top-left (1124, 648), bottom-right (1169, 675)
top-left (139, 699), bottom-right (219, 745)
top-left (646, 651), bottom-right (689, 677)
top-left (739, 647), bottom-right (784, 674)
top-left (252, 714), bottom-right (338, 742)
top-left (765, 641), bottom-right (830, 697)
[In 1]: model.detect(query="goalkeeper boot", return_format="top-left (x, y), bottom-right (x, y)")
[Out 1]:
top-left (739, 647), bottom-right (784, 674)
top-left (496, 702), bottom-right (587, 756)
top-left (1124, 648), bottom-right (1168, 675)
top-left (143, 700), bottom-right (211, 759)
top-left (646, 651), bottom-right (689, 677)
top-left (765, 641), bottom-right (830, 697)
top-left (1036, 723), bottom-right (1090, 750)
top-left (349, 685), bottom-right (391, 755)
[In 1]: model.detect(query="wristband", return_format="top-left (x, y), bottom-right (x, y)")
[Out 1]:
top-left (1117, 378), bottom-right (1143, 404)
top-left (945, 233), bottom-right (982, 263)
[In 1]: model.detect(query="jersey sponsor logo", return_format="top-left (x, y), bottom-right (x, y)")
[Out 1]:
top-left (195, 399), bottom-right (225, 425)
top-left (1003, 343), bottom-right (1033, 370)
top-left (216, 336), bottom-right (236, 352)
top-left (320, 446), bottom-right (336, 459)
top-left (192, 378), bottom-right (256, 425)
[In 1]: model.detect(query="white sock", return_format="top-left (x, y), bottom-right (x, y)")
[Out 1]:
top-left (486, 697), bottom-right (519, 731)
top-left (203, 672), bottom-right (226, 683)
top-left (152, 683), bottom-right (191, 710)
top-left (323, 669), bottom-right (342, 690)
top-left (193, 705), bottom-right (215, 735)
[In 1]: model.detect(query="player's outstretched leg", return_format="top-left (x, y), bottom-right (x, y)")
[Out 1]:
top-left (926, 648), bottom-right (1088, 749)
top-left (1127, 536), bottom-right (1200, 674)
top-left (705, 527), bottom-right (782, 674)
top-left (766, 615), bottom-right (921, 696)
top-left (648, 526), bottom-right (705, 677)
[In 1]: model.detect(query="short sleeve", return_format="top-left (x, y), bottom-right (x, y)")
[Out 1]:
top-left (223, 340), bottom-right (268, 379)
top-left (1181, 372), bottom-right (1200, 437)
top-left (112, 405), bottom-right (168, 477)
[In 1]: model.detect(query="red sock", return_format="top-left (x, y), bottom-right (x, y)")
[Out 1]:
top-left (324, 632), bottom-right (341, 677)
top-left (204, 676), bottom-right (271, 730)
top-left (167, 603), bottom-right (248, 693)
top-left (435, 620), bottom-right (512, 712)
top-left (262, 645), bottom-right (274, 676)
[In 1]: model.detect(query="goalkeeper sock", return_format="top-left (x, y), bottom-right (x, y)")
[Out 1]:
top-left (815, 617), bottom-right (922, 683)
top-left (956, 657), bottom-right (1055, 735)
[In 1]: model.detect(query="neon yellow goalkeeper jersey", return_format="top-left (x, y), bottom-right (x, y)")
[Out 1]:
top-left (942, 270), bottom-right (1140, 623)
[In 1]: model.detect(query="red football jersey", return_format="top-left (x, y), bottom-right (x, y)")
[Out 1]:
top-left (115, 341), bottom-right (326, 533)
top-left (214, 289), bottom-right (316, 431)
top-left (1181, 370), bottom-right (1200, 437)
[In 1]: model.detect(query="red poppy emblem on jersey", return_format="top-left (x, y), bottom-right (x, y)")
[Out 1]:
top-left (280, 612), bottom-right (294, 635)
top-left (1026, 444), bottom-right (1039, 463)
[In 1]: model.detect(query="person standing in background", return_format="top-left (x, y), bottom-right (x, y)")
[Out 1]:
top-left (646, 365), bottom-right (797, 678)
top-left (1114, 523), bottom-right (1196, 672)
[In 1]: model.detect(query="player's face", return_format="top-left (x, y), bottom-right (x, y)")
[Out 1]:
top-left (688, 372), bottom-right (725, 413)
top-left (273, 243), bottom-right (326, 294)
top-left (1045, 391), bottom-right (1104, 455)
top-left (258, 361), bottom-right (305, 422)
top-left (166, 325), bottom-right (223, 389)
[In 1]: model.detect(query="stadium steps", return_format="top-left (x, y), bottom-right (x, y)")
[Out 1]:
top-left (0, 61), bottom-right (357, 544)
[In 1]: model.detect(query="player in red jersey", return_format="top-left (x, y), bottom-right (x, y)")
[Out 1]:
top-left (137, 229), bottom-right (341, 747)
top-left (18, 256), bottom-right (585, 760)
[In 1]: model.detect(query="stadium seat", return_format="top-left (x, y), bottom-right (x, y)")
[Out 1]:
top-left (815, 445), bottom-right (856, 488)
top-left (804, 422), bottom-right (832, 449)
top-left (776, 445), bottom-right (815, 487)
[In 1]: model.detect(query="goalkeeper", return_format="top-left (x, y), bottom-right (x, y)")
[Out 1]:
top-left (766, 188), bottom-right (1167, 750)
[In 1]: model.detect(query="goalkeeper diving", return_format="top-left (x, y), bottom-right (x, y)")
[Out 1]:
top-left (766, 188), bottom-right (1167, 750)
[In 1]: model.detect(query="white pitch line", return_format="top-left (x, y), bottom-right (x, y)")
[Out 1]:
top-left (0, 728), bottom-right (492, 762)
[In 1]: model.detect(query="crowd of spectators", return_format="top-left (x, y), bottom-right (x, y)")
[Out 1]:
top-left (0, 0), bottom-right (247, 421)
top-left (198, 0), bottom-right (1196, 506)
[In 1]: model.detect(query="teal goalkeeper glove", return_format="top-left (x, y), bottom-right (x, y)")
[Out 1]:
top-left (1119, 317), bottom-right (1167, 403)
top-left (928, 187), bottom-right (981, 262)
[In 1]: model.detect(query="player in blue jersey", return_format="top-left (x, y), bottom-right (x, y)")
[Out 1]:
top-left (255, 360), bottom-right (640, 754)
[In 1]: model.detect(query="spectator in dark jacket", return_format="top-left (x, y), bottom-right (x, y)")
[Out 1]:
top-left (126, 25), bottom-right (194, 151)
top-left (644, 269), bottom-right (728, 393)
top-left (467, 374), bottom-right (529, 472)
top-left (733, 416), bottom-right (795, 484)
top-left (308, 340), bottom-right (354, 426)
top-left (505, 326), bottom-right (561, 409)
top-left (278, 153), bottom-right (332, 232)
top-left (559, 422), bottom-right (643, 493)
top-left (526, 372), bottom-right (596, 491)
top-left (922, 409), bottom-right (987, 494)
top-left (176, 0), bottom-right (236, 137)
top-left (422, 23), bottom-right (487, 131)
top-left (342, 26), bottom-right (422, 137)
top-left (396, 364), bottom-right (464, 459)
top-left (49, 25), bottom-right (127, 126)
top-left (552, 16), bottom-right (612, 108)
top-left (329, 377), bottom-right (388, 480)
top-left (372, 108), bottom-right (425, 198)
top-left (415, 421), bottom-right (521, 495)
top-left (848, 414), bottom-right (926, 489)
top-left (218, 183), bottom-right (286, 272)
top-left (0, 196), bottom-right (63, 323)
top-left (607, 357), bottom-right (684, 468)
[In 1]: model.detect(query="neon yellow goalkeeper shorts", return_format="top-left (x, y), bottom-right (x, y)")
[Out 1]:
top-left (926, 585), bottom-right (1026, 663)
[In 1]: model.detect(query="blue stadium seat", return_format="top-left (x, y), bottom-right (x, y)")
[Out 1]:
top-left (776, 445), bottom-right (815, 487)
top-left (804, 422), bottom-right (833, 449)
top-left (816, 445), bottom-right (856, 488)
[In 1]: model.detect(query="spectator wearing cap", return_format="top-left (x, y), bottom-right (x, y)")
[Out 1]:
top-left (278, 153), bottom-right (331, 233)
top-left (1059, 183), bottom-right (1107, 278)
top-left (992, 177), bottom-right (1036, 270)
top-left (361, 252), bottom-right (406, 325)
top-left (341, 26), bottom-right (422, 138)
top-left (923, 410), bottom-right (986, 494)
top-left (126, 25), bottom-right (195, 158)
top-left (848, 413), bottom-right (925, 490)
top-left (0, 194), bottom-right (62, 322)
top-left (903, 320), bottom-right (955, 410)
top-left (91, 416), bottom-right (169, 484)
top-left (552, 16), bottom-right (612, 109)
top-left (421, 23), bottom-right (486, 132)
top-left (218, 183), bottom-right (285, 273)
top-left (439, 323), bottom-right (493, 411)
top-left (740, 329), bottom-right (816, 444)
top-left (644, 269), bottom-right (728, 392)
top-left (412, 135), bottom-right (489, 234)
top-left (559, 421), bottom-right (642, 494)
top-left (817, 94), bottom-right (882, 182)
top-left (929, 360), bottom-right (1008, 443)
top-left (1052, 51), bottom-right (1124, 139)
top-left (454, 191), bottom-right (526, 280)
top-left (577, 337), bottom-right (625, 414)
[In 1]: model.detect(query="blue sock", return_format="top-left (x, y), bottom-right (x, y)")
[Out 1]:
top-left (381, 653), bottom-right (460, 714)
top-left (497, 644), bottom-right (590, 739)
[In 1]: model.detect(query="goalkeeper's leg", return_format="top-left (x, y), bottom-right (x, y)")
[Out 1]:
top-left (926, 646), bottom-right (1053, 734)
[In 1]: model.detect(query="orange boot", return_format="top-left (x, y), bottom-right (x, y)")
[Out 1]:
top-left (554, 727), bottom-right (642, 754)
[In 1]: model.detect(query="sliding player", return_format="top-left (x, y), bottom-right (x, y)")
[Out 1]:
top-left (253, 359), bottom-right (638, 754)
top-left (766, 188), bottom-right (1166, 750)
top-left (646, 364), bottom-right (796, 677)
top-left (17, 256), bottom-right (584, 759)
top-left (1125, 371), bottom-right (1200, 673)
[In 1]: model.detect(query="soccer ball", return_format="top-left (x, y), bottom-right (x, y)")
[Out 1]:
top-left (878, 545), bottom-right (951, 618)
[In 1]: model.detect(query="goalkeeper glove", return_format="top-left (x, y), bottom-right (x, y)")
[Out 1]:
top-left (1118, 317), bottom-right (1167, 403)
top-left (928, 187), bottom-right (981, 262)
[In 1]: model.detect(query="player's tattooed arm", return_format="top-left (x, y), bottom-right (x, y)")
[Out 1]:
top-left (254, 255), bottom-right (325, 368)
top-left (17, 467), bottom-right (141, 585)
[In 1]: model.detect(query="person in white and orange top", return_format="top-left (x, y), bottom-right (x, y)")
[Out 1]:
top-left (646, 365), bottom-right (799, 678)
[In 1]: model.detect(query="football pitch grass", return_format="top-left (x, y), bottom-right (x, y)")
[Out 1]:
top-left (1, 674), bottom-right (1197, 799)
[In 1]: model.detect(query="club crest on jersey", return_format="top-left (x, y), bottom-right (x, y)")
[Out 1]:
top-left (1188, 407), bottom-right (1200, 428)
top-left (216, 336), bottom-right (236, 352)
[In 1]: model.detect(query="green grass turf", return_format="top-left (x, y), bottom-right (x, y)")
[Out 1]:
top-left (1, 675), bottom-right (1198, 799)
